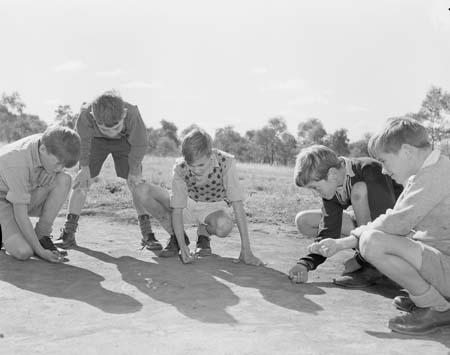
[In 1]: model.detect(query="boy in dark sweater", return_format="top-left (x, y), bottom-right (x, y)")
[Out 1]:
top-left (288, 145), bottom-right (402, 287)
top-left (55, 91), bottom-right (162, 251)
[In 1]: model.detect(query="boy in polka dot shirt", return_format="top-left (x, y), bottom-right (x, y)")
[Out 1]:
top-left (134, 128), bottom-right (263, 265)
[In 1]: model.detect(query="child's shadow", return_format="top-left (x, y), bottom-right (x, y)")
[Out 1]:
top-left (75, 247), bottom-right (324, 324)
top-left (0, 251), bottom-right (142, 314)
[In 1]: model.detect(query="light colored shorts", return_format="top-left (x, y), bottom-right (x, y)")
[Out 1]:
top-left (0, 186), bottom-right (51, 239)
top-left (419, 243), bottom-right (450, 298)
top-left (183, 199), bottom-right (231, 225)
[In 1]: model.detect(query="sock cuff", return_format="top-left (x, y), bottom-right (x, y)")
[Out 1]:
top-left (35, 220), bottom-right (53, 238)
top-left (409, 285), bottom-right (450, 311)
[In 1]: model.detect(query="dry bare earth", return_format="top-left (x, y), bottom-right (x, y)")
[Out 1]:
top-left (0, 156), bottom-right (449, 354)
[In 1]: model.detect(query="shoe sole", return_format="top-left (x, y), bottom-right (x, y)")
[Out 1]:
top-left (332, 278), bottom-right (381, 289)
top-left (388, 322), bottom-right (450, 335)
top-left (159, 250), bottom-right (179, 258)
top-left (145, 244), bottom-right (163, 251)
top-left (195, 248), bottom-right (212, 257)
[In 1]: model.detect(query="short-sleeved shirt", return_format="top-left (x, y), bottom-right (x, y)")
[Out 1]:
top-left (76, 102), bottom-right (148, 176)
top-left (299, 157), bottom-right (403, 270)
top-left (170, 149), bottom-right (244, 209)
top-left (0, 134), bottom-right (44, 205)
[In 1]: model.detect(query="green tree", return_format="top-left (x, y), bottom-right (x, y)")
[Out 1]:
top-left (408, 86), bottom-right (450, 149)
top-left (297, 118), bottom-right (327, 147)
top-left (54, 104), bottom-right (76, 129)
top-left (323, 128), bottom-right (350, 156)
top-left (349, 133), bottom-right (371, 157)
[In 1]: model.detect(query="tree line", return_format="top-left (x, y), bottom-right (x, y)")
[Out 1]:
top-left (1, 86), bottom-right (450, 165)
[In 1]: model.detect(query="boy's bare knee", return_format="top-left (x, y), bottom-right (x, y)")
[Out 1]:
top-left (359, 229), bottom-right (385, 262)
top-left (55, 172), bottom-right (72, 190)
top-left (295, 211), bottom-right (317, 237)
top-left (8, 244), bottom-right (34, 261)
top-left (351, 182), bottom-right (368, 203)
top-left (214, 215), bottom-right (233, 238)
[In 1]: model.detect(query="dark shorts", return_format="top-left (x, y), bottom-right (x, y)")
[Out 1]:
top-left (89, 137), bottom-right (131, 179)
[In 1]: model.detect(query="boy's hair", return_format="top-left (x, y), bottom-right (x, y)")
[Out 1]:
top-left (181, 128), bottom-right (213, 164)
top-left (293, 145), bottom-right (341, 187)
top-left (41, 126), bottom-right (81, 168)
top-left (368, 117), bottom-right (431, 159)
top-left (92, 91), bottom-right (124, 127)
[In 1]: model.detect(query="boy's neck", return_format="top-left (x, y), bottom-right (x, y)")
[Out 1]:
top-left (412, 147), bottom-right (434, 173)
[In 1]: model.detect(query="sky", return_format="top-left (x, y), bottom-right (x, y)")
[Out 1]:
top-left (1, 0), bottom-right (450, 141)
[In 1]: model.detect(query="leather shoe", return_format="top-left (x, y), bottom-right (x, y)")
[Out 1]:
top-left (333, 267), bottom-right (383, 288)
top-left (388, 307), bottom-right (450, 335)
top-left (393, 295), bottom-right (417, 313)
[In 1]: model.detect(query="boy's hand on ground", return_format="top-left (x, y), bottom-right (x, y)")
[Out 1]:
top-left (179, 247), bottom-right (196, 264)
top-left (234, 251), bottom-right (265, 266)
top-left (36, 168), bottom-right (56, 187)
top-left (38, 249), bottom-right (66, 263)
top-left (288, 264), bottom-right (309, 283)
top-left (73, 167), bottom-right (91, 189)
top-left (308, 239), bottom-right (339, 258)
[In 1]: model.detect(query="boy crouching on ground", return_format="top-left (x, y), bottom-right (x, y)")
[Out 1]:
top-left (0, 126), bottom-right (80, 262)
top-left (289, 145), bottom-right (402, 287)
top-left (310, 117), bottom-right (450, 335)
top-left (55, 91), bottom-right (162, 251)
top-left (134, 128), bottom-right (263, 266)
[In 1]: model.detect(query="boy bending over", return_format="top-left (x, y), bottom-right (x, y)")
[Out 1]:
top-left (134, 128), bottom-right (263, 265)
top-left (289, 145), bottom-right (402, 287)
top-left (311, 117), bottom-right (450, 335)
top-left (0, 127), bottom-right (80, 262)
top-left (56, 91), bottom-right (162, 251)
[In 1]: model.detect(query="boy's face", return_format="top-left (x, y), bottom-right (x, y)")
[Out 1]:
top-left (188, 154), bottom-right (213, 177)
top-left (377, 146), bottom-right (412, 185)
top-left (92, 107), bottom-right (127, 138)
top-left (305, 174), bottom-right (338, 200)
top-left (39, 145), bottom-right (65, 173)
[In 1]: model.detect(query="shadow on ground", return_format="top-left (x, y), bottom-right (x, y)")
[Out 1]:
top-left (75, 246), bottom-right (324, 324)
top-left (0, 251), bottom-right (142, 314)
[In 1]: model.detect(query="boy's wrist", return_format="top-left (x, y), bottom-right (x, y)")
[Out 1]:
top-left (297, 259), bottom-right (313, 271)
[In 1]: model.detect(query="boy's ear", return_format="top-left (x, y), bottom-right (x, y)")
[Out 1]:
top-left (327, 167), bottom-right (338, 181)
top-left (400, 143), bottom-right (415, 157)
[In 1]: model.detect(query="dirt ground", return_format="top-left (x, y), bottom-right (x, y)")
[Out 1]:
top-left (1, 217), bottom-right (449, 355)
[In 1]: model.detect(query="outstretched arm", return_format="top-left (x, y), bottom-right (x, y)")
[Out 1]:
top-left (232, 201), bottom-right (264, 266)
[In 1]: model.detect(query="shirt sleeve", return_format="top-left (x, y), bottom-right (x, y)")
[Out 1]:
top-left (169, 165), bottom-right (189, 208)
top-left (361, 164), bottom-right (398, 219)
top-left (1, 167), bottom-right (31, 204)
top-left (126, 106), bottom-right (148, 176)
top-left (298, 198), bottom-right (344, 270)
top-left (357, 171), bottom-right (446, 237)
top-left (75, 109), bottom-right (95, 167)
top-left (223, 160), bottom-right (244, 201)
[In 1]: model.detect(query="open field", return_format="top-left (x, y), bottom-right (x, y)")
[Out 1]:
top-left (73, 155), bottom-right (319, 226)
top-left (1, 155), bottom-right (449, 354)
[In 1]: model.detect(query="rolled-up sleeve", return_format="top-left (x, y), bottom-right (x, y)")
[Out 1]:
top-left (1, 167), bottom-right (31, 204)
top-left (223, 160), bottom-right (244, 202)
top-left (126, 106), bottom-right (148, 176)
top-left (169, 165), bottom-right (189, 208)
top-left (76, 110), bottom-right (95, 167)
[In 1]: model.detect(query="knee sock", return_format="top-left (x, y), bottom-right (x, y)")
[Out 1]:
top-left (409, 285), bottom-right (450, 312)
top-left (63, 213), bottom-right (79, 234)
top-left (35, 220), bottom-right (53, 239)
top-left (138, 214), bottom-right (153, 236)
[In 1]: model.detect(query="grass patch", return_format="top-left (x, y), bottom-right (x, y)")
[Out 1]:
top-left (62, 155), bottom-right (321, 225)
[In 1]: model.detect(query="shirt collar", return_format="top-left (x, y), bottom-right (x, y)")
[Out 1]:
top-left (31, 138), bottom-right (43, 169)
top-left (420, 149), bottom-right (440, 169)
top-left (341, 157), bottom-right (355, 179)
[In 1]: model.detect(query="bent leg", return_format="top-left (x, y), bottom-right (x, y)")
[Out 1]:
top-left (295, 209), bottom-right (355, 237)
top-left (359, 230), bottom-right (427, 295)
top-left (133, 183), bottom-right (173, 234)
